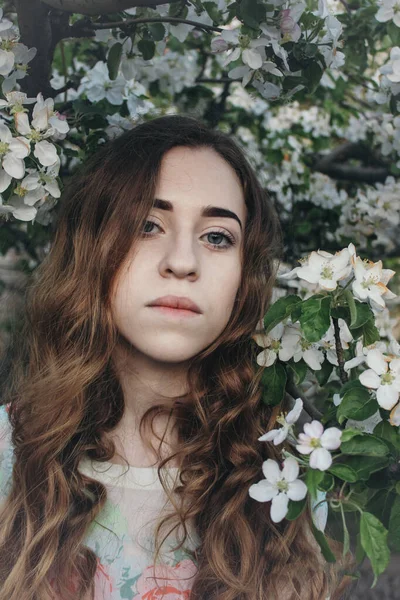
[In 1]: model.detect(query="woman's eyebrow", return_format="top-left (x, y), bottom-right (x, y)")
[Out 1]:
top-left (153, 198), bottom-right (243, 231)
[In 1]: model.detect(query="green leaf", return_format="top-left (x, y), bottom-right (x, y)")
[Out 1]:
top-left (148, 23), bottom-right (166, 41)
top-left (107, 42), bottom-right (123, 80)
top-left (311, 523), bottom-right (337, 562)
top-left (303, 61), bottom-right (323, 93)
top-left (238, 0), bottom-right (267, 29)
top-left (388, 20), bottom-right (400, 45)
top-left (373, 421), bottom-right (400, 457)
top-left (261, 362), bottom-right (287, 406)
top-left (355, 532), bottom-right (365, 563)
top-left (286, 358), bottom-right (308, 386)
top-left (318, 472), bottom-right (335, 492)
top-left (343, 456), bottom-right (390, 481)
top-left (306, 468), bottom-right (324, 499)
top-left (341, 428), bottom-right (363, 443)
top-left (336, 385), bottom-right (377, 423)
top-left (346, 296), bottom-right (374, 329)
top-left (367, 489), bottom-right (397, 529)
top-left (360, 512), bottom-right (390, 586)
top-left (299, 295), bottom-right (332, 342)
top-left (388, 495), bottom-right (400, 551)
top-left (286, 496), bottom-right (307, 520)
top-left (315, 360), bottom-right (333, 386)
top-left (203, 1), bottom-right (221, 22)
top-left (329, 463), bottom-right (358, 483)
top-left (351, 319), bottom-right (381, 347)
top-left (137, 39), bottom-right (155, 61)
top-left (263, 295), bottom-right (302, 334)
top-left (340, 434), bottom-right (390, 458)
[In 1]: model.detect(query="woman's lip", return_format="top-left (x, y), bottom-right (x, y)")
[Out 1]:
top-left (148, 306), bottom-right (201, 317)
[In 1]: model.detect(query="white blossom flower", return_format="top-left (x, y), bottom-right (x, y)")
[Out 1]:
top-left (279, 244), bottom-right (353, 291)
top-left (0, 194), bottom-right (37, 221)
top-left (351, 251), bottom-right (397, 311)
top-left (375, 0), bottom-right (400, 27)
top-left (296, 420), bottom-right (342, 470)
top-left (78, 61), bottom-right (125, 105)
top-left (0, 122), bottom-right (30, 188)
top-left (14, 100), bottom-right (61, 167)
top-left (30, 93), bottom-right (69, 137)
top-left (380, 46), bottom-right (400, 84)
top-left (252, 321), bottom-right (289, 367)
top-left (359, 348), bottom-right (400, 410)
top-left (248, 456), bottom-right (307, 523)
top-left (280, 322), bottom-right (325, 370)
top-left (16, 165), bottom-right (61, 206)
top-left (259, 398), bottom-right (303, 445)
top-left (2, 42), bottom-right (37, 94)
top-left (0, 91), bottom-right (36, 112)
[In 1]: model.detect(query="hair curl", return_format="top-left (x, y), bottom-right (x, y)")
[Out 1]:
top-left (0, 114), bottom-right (353, 599)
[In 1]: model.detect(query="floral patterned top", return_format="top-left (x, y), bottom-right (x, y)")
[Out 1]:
top-left (0, 403), bottom-right (201, 599)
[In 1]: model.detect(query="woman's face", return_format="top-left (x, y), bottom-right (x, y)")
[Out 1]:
top-left (111, 145), bottom-right (247, 365)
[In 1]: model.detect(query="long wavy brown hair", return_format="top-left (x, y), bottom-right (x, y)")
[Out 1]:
top-left (0, 114), bottom-right (353, 599)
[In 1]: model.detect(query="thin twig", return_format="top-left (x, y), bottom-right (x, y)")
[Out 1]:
top-left (332, 317), bottom-right (349, 384)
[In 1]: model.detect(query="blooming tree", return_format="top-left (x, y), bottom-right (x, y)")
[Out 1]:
top-left (0, 0), bottom-right (400, 589)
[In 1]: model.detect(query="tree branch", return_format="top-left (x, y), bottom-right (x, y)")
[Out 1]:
top-left (286, 380), bottom-right (323, 421)
top-left (312, 141), bottom-right (391, 183)
top-left (41, 0), bottom-right (180, 15)
top-left (87, 16), bottom-right (223, 33)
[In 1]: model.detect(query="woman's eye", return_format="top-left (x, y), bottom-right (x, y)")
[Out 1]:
top-left (141, 220), bottom-right (236, 250)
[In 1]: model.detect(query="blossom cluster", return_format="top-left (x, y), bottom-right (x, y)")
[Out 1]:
top-left (249, 243), bottom-right (399, 534)
top-left (0, 92), bottom-right (68, 222)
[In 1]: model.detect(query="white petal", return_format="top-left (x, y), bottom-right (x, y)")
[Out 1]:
top-left (0, 123), bottom-right (12, 142)
top-left (287, 479), bottom-right (308, 501)
top-left (262, 458), bottom-right (281, 483)
top-left (309, 447), bottom-right (332, 471)
top-left (359, 369), bottom-right (381, 389)
top-left (366, 348), bottom-right (388, 375)
top-left (256, 348), bottom-right (277, 367)
top-left (376, 385), bottom-right (399, 411)
top-left (273, 427), bottom-right (289, 445)
top-left (303, 348), bottom-right (323, 371)
top-left (320, 427), bottom-right (342, 450)
top-left (242, 48), bottom-right (263, 70)
top-left (44, 179), bottom-right (60, 197)
top-left (5, 195), bottom-right (37, 221)
top-left (258, 429), bottom-right (279, 442)
top-left (9, 137), bottom-right (30, 159)
top-left (248, 479), bottom-right (278, 502)
top-left (281, 456), bottom-right (300, 482)
top-left (286, 398), bottom-right (303, 424)
top-left (33, 141), bottom-right (58, 166)
top-left (270, 493), bottom-right (289, 523)
top-left (0, 168), bottom-right (11, 192)
top-left (390, 402), bottom-right (400, 426)
top-left (296, 441), bottom-right (313, 455)
top-left (303, 420), bottom-right (324, 438)
top-left (2, 153), bottom-right (24, 178)
top-left (14, 112), bottom-right (31, 136)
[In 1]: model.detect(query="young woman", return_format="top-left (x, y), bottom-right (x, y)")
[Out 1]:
top-left (0, 115), bottom-right (349, 599)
